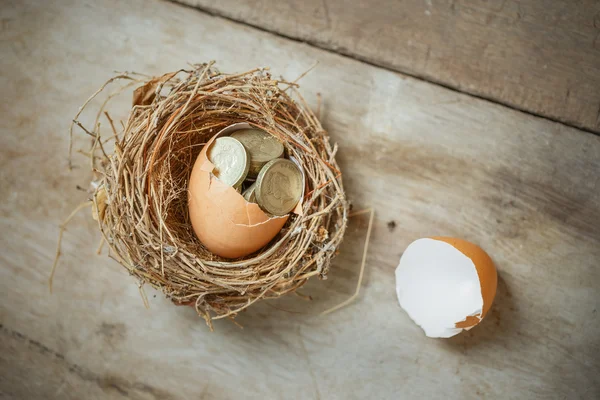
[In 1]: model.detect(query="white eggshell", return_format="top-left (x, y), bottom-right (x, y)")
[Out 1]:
top-left (395, 238), bottom-right (484, 338)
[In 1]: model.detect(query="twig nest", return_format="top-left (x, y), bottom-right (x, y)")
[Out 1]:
top-left (78, 63), bottom-right (348, 326)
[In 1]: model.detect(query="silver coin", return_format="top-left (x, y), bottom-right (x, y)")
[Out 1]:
top-left (207, 137), bottom-right (249, 187)
top-left (231, 129), bottom-right (284, 178)
top-left (242, 182), bottom-right (257, 203)
top-left (255, 159), bottom-right (303, 216)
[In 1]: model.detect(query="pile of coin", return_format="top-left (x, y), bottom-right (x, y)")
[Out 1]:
top-left (207, 128), bottom-right (303, 216)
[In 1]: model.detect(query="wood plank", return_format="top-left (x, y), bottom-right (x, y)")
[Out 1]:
top-left (0, 324), bottom-right (178, 399)
top-left (178, 0), bottom-right (600, 133)
top-left (1, 0), bottom-right (599, 398)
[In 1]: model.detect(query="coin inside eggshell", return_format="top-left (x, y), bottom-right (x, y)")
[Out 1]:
top-left (255, 159), bottom-right (303, 216)
top-left (242, 182), bottom-right (257, 203)
top-left (188, 123), bottom-right (301, 259)
top-left (207, 137), bottom-right (249, 188)
top-left (231, 128), bottom-right (284, 178)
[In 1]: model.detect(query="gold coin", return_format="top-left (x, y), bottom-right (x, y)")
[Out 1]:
top-left (242, 182), bottom-right (257, 203)
top-left (207, 137), bottom-right (249, 188)
top-left (255, 159), bottom-right (303, 216)
top-left (231, 129), bottom-right (284, 178)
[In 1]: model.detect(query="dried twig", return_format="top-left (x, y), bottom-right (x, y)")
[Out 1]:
top-left (321, 208), bottom-right (374, 315)
top-left (49, 201), bottom-right (93, 293)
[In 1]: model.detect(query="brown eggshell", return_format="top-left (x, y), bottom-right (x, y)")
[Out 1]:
top-left (431, 236), bottom-right (498, 329)
top-left (188, 124), bottom-right (290, 259)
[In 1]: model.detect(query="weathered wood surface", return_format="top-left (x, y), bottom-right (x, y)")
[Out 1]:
top-left (178, 0), bottom-right (600, 133)
top-left (1, 0), bottom-right (599, 399)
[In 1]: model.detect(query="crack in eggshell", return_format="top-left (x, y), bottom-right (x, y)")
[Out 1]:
top-left (199, 158), bottom-right (215, 173)
top-left (204, 175), bottom-right (288, 227)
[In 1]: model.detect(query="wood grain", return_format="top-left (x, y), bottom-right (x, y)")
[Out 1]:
top-left (0, 0), bottom-right (599, 399)
top-left (177, 0), bottom-right (600, 133)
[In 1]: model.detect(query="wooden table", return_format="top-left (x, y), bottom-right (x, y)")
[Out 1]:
top-left (1, 1), bottom-right (599, 399)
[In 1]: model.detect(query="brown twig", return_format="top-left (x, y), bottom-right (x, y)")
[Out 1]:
top-left (49, 201), bottom-right (93, 293)
top-left (321, 208), bottom-right (374, 315)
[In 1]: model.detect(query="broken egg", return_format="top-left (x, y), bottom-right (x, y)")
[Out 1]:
top-left (188, 123), bottom-right (296, 259)
top-left (395, 237), bottom-right (497, 338)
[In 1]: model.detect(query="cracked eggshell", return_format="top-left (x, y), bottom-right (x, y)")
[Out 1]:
top-left (188, 123), bottom-right (289, 259)
top-left (395, 237), bottom-right (497, 338)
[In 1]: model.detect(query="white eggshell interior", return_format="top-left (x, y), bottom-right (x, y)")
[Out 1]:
top-left (395, 238), bottom-right (484, 338)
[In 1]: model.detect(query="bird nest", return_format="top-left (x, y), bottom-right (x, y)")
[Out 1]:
top-left (62, 63), bottom-right (348, 327)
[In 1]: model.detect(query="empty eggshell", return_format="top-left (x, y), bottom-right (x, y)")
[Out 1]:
top-left (188, 123), bottom-right (297, 259)
top-left (395, 237), bottom-right (497, 338)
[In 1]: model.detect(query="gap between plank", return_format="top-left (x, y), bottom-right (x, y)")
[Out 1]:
top-left (167, 0), bottom-right (599, 137)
